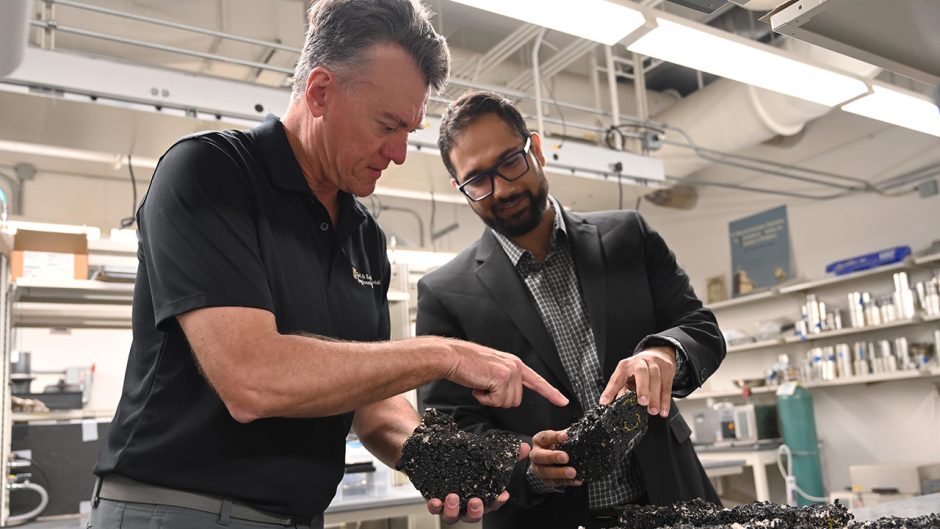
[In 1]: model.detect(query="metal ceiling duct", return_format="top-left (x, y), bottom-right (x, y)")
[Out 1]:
top-left (650, 39), bottom-right (882, 178)
top-left (0, 0), bottom-right (30, 76)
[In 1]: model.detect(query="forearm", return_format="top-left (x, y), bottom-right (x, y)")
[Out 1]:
top-left (179, 307), bottom-right (460, 421)
top-left (229, 334), bottom-right (456, 420)
top-left (183, 306), bottom-right (564, 423)
top-left (352, 396), bottom-right (420, 468)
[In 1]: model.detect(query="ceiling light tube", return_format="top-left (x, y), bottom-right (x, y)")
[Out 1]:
top-left (448, 0), bottom-right (646, 46)
top-left (841, 84), bottom-right (940, 138)
top-left (627, 18), bottom-right (869, 107)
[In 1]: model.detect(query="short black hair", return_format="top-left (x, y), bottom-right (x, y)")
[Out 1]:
top-left (292, 0), bottom-right (450, 98)
top-left (437, 91), bottom-right (530, 180)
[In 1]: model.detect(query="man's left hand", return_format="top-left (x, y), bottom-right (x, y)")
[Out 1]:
top-left (598, 346), bottom-right (676, 418)
top-left (426, 442), bottom-right (530, 524)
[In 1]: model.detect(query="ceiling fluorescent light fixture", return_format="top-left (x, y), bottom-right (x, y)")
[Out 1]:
top-left (841, 84), bottom-right (940, 138)
top-left (627, 18), bottom-right (869, 107)
top-left (449, 0), bottom-right (645, 46)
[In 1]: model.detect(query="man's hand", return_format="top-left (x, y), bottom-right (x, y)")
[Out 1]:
top-left (444, 339), bottom-right (569, 408)
top-left (426, 442), bottom-right (531, 524)
top-left (529, 429), bottom-right (583, 488)
top-left (599, 346), bottom-right (676, 417)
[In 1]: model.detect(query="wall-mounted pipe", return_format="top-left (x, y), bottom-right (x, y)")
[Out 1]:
top-left (531, 28), bottom-right (547, 139)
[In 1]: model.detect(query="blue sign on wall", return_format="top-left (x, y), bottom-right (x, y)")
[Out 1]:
top-left (729, 205), bottom-right (793, 296)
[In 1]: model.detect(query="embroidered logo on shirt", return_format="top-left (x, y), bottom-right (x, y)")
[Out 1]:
top-left (352, 266), bottom-right (381, 287)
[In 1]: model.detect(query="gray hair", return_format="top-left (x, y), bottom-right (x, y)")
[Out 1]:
top-left (291, 0), bottom-right (450, 98)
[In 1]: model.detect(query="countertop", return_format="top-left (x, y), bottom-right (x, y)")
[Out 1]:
top-left (850, 492), bottom-right (940, 522)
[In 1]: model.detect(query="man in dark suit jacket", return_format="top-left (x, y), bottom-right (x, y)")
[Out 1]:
top-left (416, 91), bottom-right (726, 529)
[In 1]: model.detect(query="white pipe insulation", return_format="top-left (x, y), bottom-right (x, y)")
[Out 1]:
top-left (651, 39), bottom-right (882, 178)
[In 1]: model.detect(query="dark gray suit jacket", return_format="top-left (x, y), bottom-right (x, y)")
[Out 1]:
top-left (416, 208), bottom-right (725, 529)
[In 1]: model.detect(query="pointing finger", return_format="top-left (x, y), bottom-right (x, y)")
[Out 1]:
top-left (521, 365), bottom-right (569, 406)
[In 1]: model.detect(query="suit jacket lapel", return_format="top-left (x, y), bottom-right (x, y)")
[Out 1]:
top-left (564, 210), bottom-right (609, 369)
top-left (474, 231), bottom-right (576, 398)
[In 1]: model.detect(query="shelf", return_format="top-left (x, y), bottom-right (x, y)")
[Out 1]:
top-left (915, 253), bottom-right (940, 266)
top-left (784, 317), bottom-right (926, 345)
top-left (706, 290), bottom-right (778, 310)
top-left (12, 278), bottom-right (134, 305)
top-left (683, 367), bottom-right (940, 401)
top-left (707, 252), bottom-right (940, 311)
top-left (726, 338), bottom-right (786, 354)
top-left (12, 302), bottom-right (132, 329)
top-left (388, 290), bottom-right (409, 302)
top-left (12, 409), bottom-right (114, 423)
top-left (778, 259), bottom-right (913, 294)
top-left (725, 316), bottom-right (938, 354)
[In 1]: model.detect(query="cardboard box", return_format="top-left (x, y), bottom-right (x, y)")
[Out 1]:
top-left (11, 230), bottom-right (88, 282)
top-left (850, 462), bottom-right (940, 495)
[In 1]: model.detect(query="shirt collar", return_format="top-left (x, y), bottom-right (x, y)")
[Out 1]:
top-left (251, 114), bottom-right (367, 230)
top-left (492, 195), bottom-right (565, 267)
top-left (251, 114), bottom-right (311, 194)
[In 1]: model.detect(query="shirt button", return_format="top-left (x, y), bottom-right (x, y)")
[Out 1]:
top-left (320, 222), bottom-right (329, 231)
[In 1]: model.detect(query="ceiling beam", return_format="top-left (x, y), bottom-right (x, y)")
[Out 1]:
top-left (451, 23), bottom-right (541, 81)
top-left (509, 39), bottom-right (596, 91)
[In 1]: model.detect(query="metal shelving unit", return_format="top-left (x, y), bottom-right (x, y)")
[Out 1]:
top-left (12, 278), bottom-right (134, 305)
top-left (0, 236), bottom-right (14, 527)
top-left (699, 254), bottom-right (940, 409)
top-left (9, 278), bottom-right (411, 329)
top-left (11, 278), bottom-right (135, 329)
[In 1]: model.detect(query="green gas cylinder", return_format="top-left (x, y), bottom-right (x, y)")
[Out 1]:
top-left (776, 383), bottom-right (825, 506)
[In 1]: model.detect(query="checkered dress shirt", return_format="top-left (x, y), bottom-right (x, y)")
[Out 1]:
top-left (491, 197), bottom-right (646, 510)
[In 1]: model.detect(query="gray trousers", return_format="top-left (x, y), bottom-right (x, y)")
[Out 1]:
top-left (88, 499), bottom-right (324, 529)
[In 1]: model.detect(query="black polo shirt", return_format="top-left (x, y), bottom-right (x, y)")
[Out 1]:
top-left (95, 115), bottom-right (391, 518)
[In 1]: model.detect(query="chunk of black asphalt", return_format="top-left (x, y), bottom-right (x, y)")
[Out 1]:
top-left (615, 499), bottom-right (854, 529)
top-left (850, 513), bottom-right (940, 529)
top-left (397, 409), bottom-right (519, 511)
top-left (557, 392), bottom-right (648, 481)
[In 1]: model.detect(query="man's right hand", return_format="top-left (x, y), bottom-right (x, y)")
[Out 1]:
top-left (529, 429), bottom-right (583, 488)
top-left (443, 339), bottom-right (568, 408)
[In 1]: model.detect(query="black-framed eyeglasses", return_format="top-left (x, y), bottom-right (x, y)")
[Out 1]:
top-left (456, 136), bottom-right (532, 202)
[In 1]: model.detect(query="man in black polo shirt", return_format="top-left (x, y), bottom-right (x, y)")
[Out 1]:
top-left (92, 2), bottom-right (567, 528)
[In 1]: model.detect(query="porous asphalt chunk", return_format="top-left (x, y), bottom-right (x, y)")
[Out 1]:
top-left (398, 409), bottom-right (519, 511)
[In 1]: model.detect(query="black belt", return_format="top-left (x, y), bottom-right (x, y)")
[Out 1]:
top-left (95, 475), bottom-right (318, 526)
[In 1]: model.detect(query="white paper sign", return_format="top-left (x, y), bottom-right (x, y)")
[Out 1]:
top-left (22, 251), bottom-right (75, 280)
top-left (82, 419), bottom-right (98, 442)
